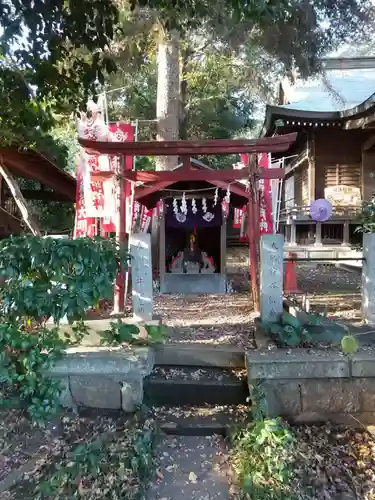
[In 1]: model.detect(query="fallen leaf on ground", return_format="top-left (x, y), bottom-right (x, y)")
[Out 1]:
top-left (188, 471), bottom-right (197, 483)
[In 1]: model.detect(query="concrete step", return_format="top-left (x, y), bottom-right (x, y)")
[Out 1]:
top-left (144, 366), bottom-right (248, 407)
top-left (152, 404), bottom-right (250, 436)
top-left (153, 344), bottom-right (246, 368)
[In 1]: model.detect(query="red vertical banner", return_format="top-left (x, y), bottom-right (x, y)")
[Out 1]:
top-left (240, 205), bottom-right (247, 241)
top-left (73, 158), bottom-right (97, 238)
top-left (233, 208), bottom-right (241, 228)
top-left (132, 201), bottom-right (141, 231)
top-left (156, 199), bottom-right (164, 217)
top-left (258, 152), bottom-right (273, 234)
top-left (107, 123), bottom-right (134, 314)
top-left (222, 200), bottom-right (229, 218)
top-left (139, 206), bottom-right (153, 232)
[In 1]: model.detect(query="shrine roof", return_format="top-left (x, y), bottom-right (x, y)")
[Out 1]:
top-left (79, 133), bottom-right (296, 156)
top-left (283, 66), bottom-right (375, 113)
top-left (0, 147), bottom-right (76, 201)
top-left (134, 159), bottom-right (250, 209)
top-left (262, 62), bottom-right (375, 136)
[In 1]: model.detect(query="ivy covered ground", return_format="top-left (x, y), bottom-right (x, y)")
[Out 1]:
top-left (230, 419), bottom-right (375, 500)
top-left (0, 409), bottom-right (155, 500)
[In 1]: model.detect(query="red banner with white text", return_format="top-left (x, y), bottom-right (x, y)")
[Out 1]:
top-left (75, 111), bottom-right (134, 237)
top-left (73, 158), bottom-right (97, 238)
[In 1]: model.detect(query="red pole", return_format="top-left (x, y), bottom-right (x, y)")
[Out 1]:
top-left (246, 153), bottom-right (260, 311)
top-left (113, 156), bottom-right (127, 314)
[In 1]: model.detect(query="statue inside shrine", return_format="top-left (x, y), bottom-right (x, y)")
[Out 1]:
top-left (169, 233), bottom-right (215, 274)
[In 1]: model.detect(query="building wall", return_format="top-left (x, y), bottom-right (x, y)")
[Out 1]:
top-left (313, 128), bottom-right (363, 199)
top-left (362, 148), bottom-right (375, 200)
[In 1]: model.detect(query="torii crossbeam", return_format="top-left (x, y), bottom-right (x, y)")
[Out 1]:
top-left (79, 133), bottom-right (296, 312)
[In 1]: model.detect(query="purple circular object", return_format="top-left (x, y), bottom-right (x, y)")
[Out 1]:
top-left (310, 199), bottom-right (333, 222)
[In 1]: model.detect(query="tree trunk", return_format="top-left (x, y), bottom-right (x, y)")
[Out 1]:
top-left (0, 162), bottom-right (41, 236)
top-left (156, 28), bottom-right (180, 171)
top-left (179, 47), bottom-right (189, 140)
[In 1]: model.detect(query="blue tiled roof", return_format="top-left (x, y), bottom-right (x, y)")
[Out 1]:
top-left (283, 68), bottom-right (375, 112)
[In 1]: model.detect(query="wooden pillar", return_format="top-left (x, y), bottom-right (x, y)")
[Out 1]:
top-left (151, 212), bottom-right (159, 269)
top-left (247, 153), bottom-right (260, 311)
top-left (113, 156), bottom-right (127, 314)
top-left (307, 132), bottom-right (315, 204)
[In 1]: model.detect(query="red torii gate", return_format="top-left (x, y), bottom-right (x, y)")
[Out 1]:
top-left (79, 133), bottom-right (296, 312)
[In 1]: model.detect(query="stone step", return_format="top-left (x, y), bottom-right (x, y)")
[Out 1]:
top-left (153, 404), bottom-right (250, 436)
top-left (144, 366), bottom-right (248, 406)
top-left (153, 344), bottom-right (246, 368)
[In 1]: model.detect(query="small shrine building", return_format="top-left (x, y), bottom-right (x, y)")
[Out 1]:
top-left (135, 159), bottom-right (249, 294)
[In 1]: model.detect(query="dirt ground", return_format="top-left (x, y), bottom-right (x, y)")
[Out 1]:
top-left (153, 248), bottom-right (363, 348)
top-left (154, 291), bottom-right (257, 349)
top-left (0, 410), bottom-right (151, 499)
top-left (295, 264), bottom-right (361, 320)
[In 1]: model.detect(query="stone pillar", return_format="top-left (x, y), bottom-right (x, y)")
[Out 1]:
top-left (342, 221), bottom-right (350, 246)
top-left (220, 218), bottom-right (227, 275)
top-left (362, 233), bottom-right (375, 324)
top-left (290, 222), bottom-right (297, 246)
top-left (130, 232), bottom-right (153, 321)
top-left (260, 234), bottom-right (284, 322)
top-left (284, 225), bottom-right (290, 245)
top-left (315, 222), bottom-right (322, 246)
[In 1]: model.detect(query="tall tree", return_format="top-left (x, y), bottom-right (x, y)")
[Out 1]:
top-left (155, 28), bottom-right (180, 170)
top-left (128, 0), bottom-right (375, 166)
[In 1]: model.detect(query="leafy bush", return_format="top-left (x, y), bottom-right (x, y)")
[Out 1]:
top-left (260, 311), bottom-right (354, 348)
top-left (0, 236), bottom-right (129, 423)
top-left (232, 418), bottom-right (296, 500)
top-left (232, 377), bottom-right (297, 499)
top-left (0, 236), bottom-right (128, 324)
top-left (100, 320), bottom-right (167, 346)
top-left (356, 198), bottom-right (375, 234)
top-left (0, 322), bottom-right (67, 423)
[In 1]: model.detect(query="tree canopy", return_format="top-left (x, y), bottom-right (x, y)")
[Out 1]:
top-left (130, 0), bottom-right (374, 76)
top-left (0, 0), bottom-right (373, 225)
top-left (0, 0), bottom-right (373, 122)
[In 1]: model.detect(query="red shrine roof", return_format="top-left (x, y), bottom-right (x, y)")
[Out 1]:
top-left (1, 147), bottom-right (76, 201)
top-left (134, 158), bottom-right (250, 209)
top-left (78, 133), bottom-right (297, 157)
top-left (79, 134), bottom-right (297, 209)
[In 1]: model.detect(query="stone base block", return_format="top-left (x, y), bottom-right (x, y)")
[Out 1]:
top-left (121, 379), bottom-right (143, 412)
top-left (260, 380), bottom-right (302, 417)
top-left (70, 376), bottom-right (122, 409)
top-left (58, 377), bottom-right (74, 408)
top-left (247, 350), bottom-right (350, 380)
top-left (47, 347), bottom-right (154, 412)
top-left (247, 348), bottom-right (375, 425)
top-left (301, 379), bottom-right (360, 413)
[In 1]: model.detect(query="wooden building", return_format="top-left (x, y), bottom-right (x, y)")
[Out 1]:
top-left (0, 147), bottom-right (76, 237)
top-left (262, 57), bottom-right (375, 247)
